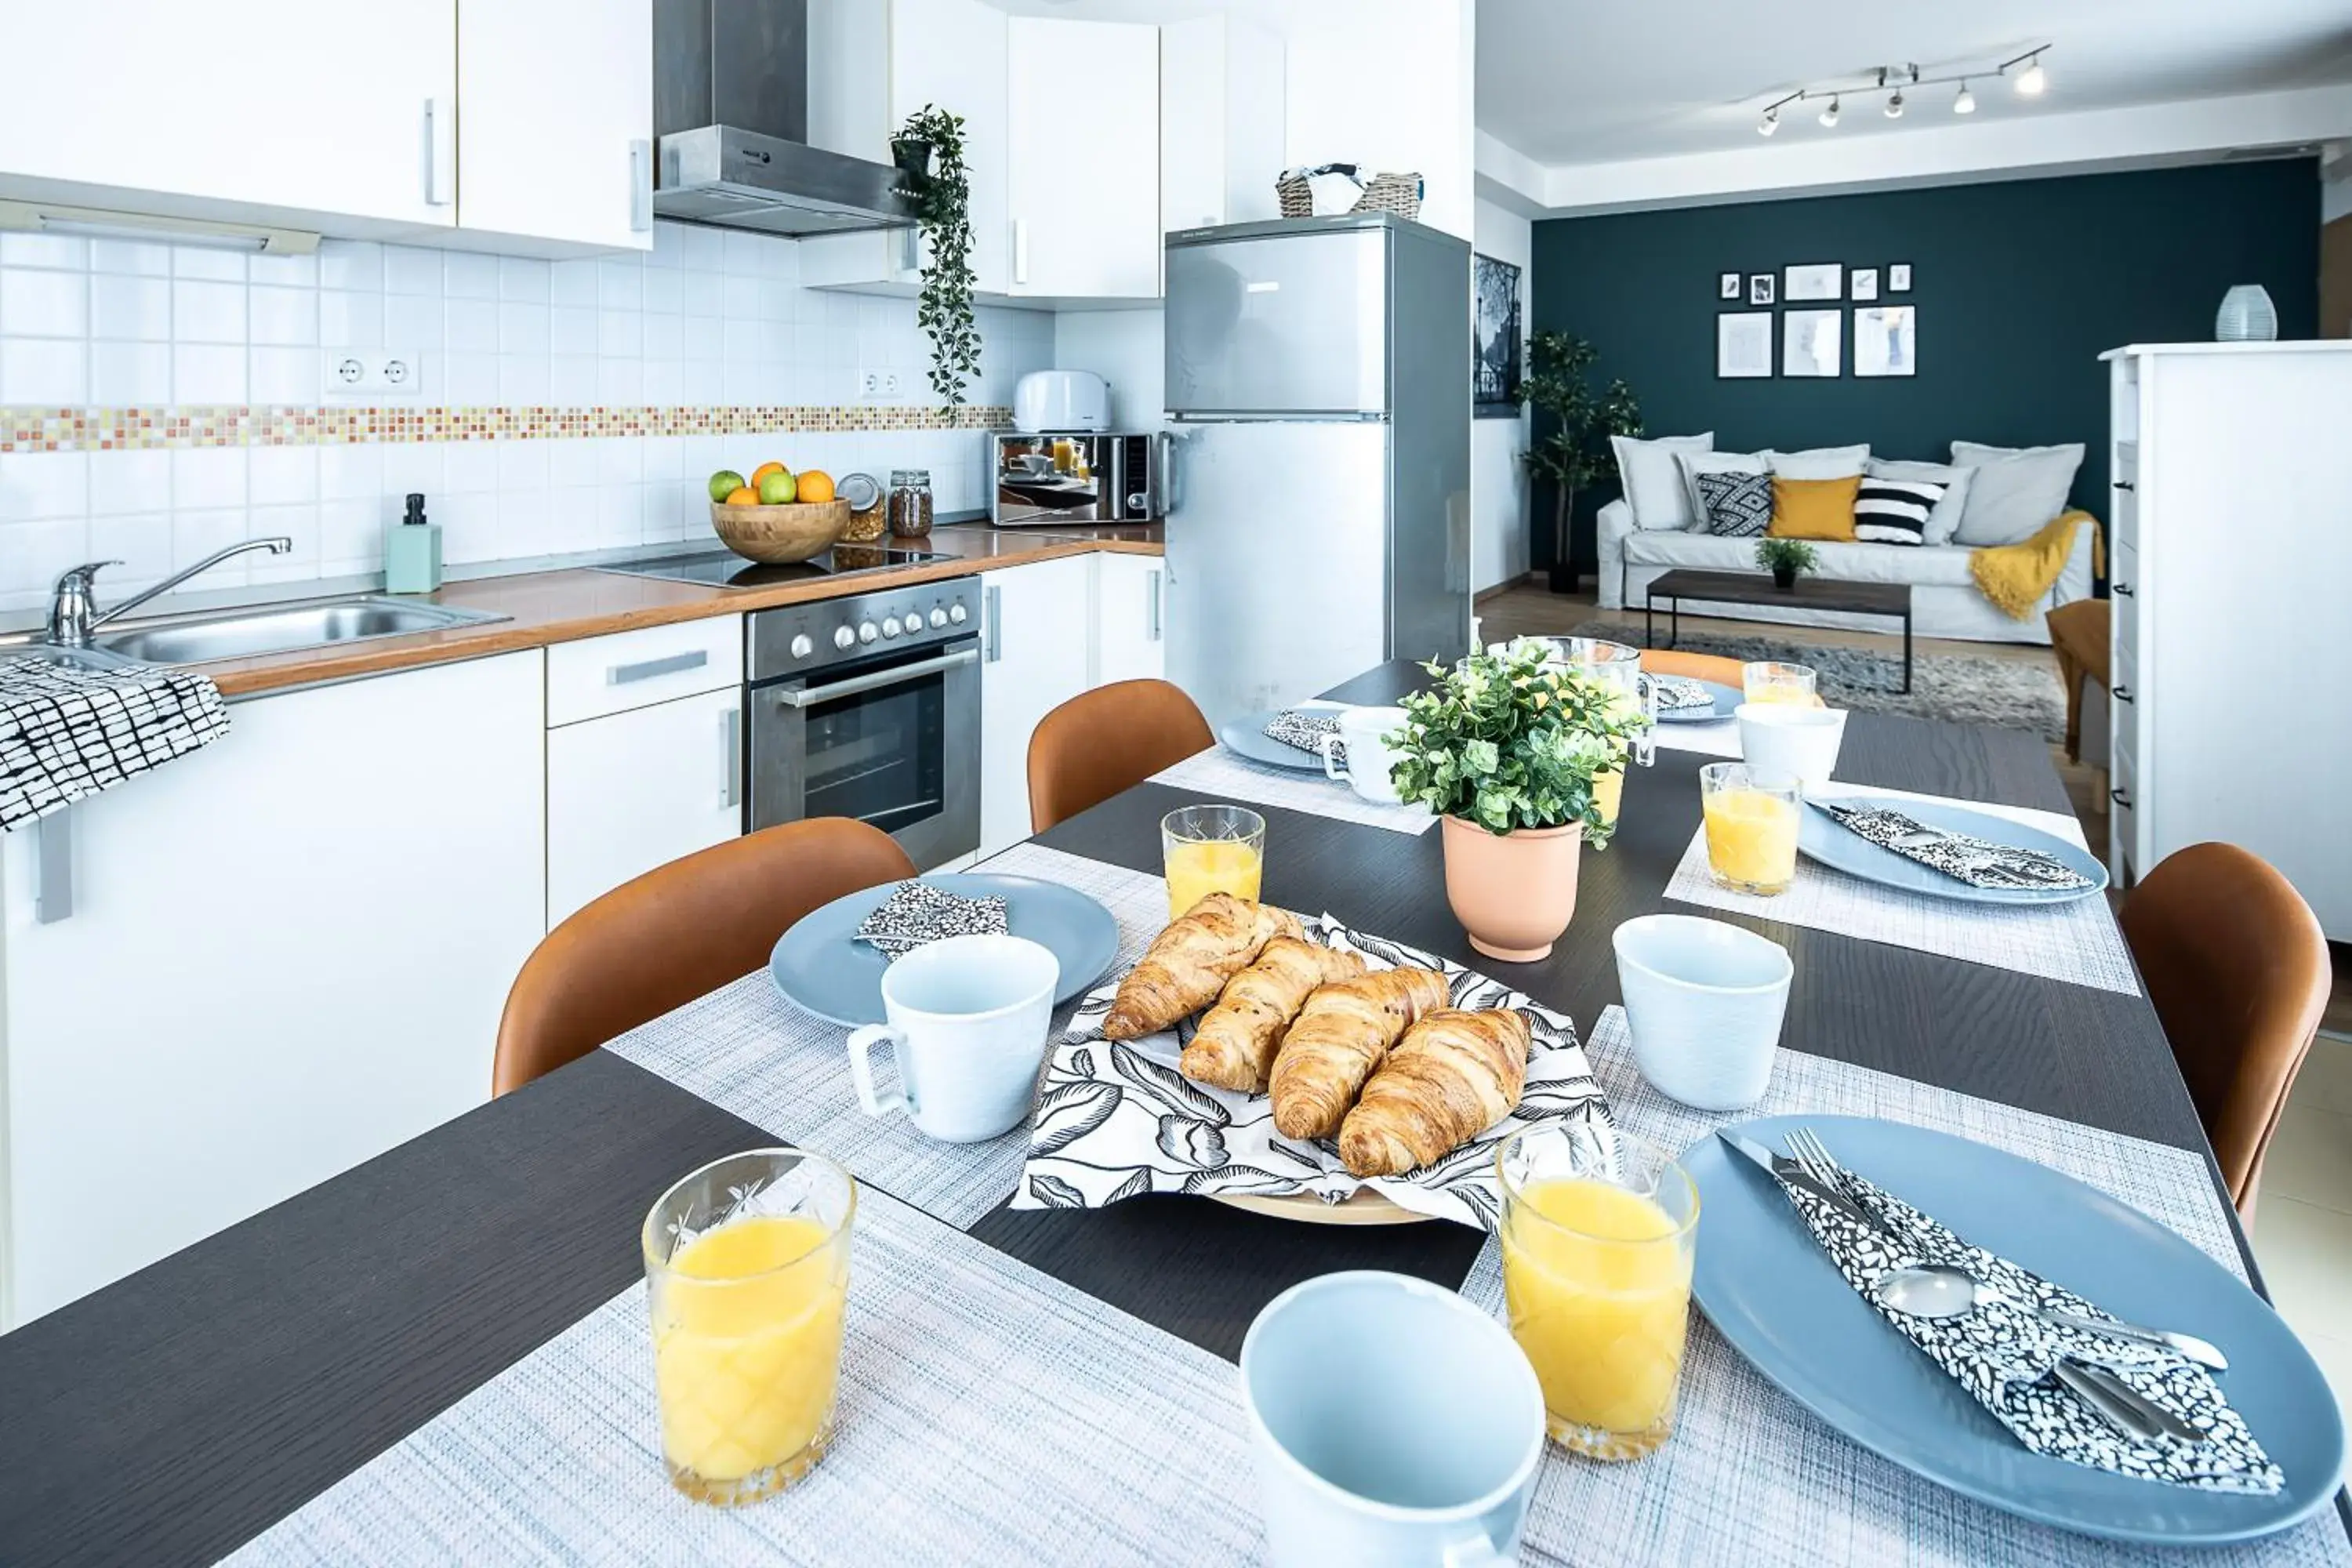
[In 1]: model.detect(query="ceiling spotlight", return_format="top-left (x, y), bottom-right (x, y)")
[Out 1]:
top-left (2016, 53), bottom-right (2047, 96)
top-left (1954, 82), bottom-right (1976, 114)
top-left (1758, 107), bottom-right (1780, 136)
top-left (1885, 89), bottom-right (1905, 118)
top-left (1819, 96), bottom-right (1842, 128)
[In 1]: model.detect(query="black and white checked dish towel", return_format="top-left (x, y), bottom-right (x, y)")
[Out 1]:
top-left (0, 653), bottom-right (229, 829)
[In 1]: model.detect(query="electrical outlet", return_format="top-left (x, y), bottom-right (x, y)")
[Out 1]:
top-left (858, 368), bottom-right (903, 402)
top-left (325, 350), bottom-right (422, 396)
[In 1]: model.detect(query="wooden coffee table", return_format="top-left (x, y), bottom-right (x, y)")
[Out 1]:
top-left (1644, 568), bottom-right (1914, 692)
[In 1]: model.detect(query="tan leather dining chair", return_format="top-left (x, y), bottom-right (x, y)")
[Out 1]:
top-left (1029, 677), bottom-right (1214, 834)
top-left (1639, 649), bottom-right (1748, 688)
top-left (2119, 841), bottom-right (2331, 1218)
top-left (492, 818), bottom-right (915, 1095)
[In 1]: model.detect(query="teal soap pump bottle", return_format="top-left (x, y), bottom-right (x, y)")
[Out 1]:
top-left (385, 491), bottom-right (443, 594)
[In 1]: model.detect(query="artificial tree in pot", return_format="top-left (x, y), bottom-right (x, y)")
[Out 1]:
top-left (1388, 641), bottom-right (1646, 963)
top-left (1519, 330), bottom-right (1642, 593)
top-left (1755, 537), bottom-right (1818, 591)
top-left (895, 104), bottom-right (981, 411)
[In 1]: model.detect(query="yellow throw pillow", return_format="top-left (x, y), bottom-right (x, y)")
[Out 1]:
top-left (1769, 475), bottom-right (1861, 542)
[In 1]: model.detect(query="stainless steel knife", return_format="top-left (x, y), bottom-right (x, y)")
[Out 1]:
top-left (1719, 1131), bottom-right (1890, 1233)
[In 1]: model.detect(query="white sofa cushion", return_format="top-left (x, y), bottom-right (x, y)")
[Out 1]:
top-left (1866, 458), bottom-right (1974, 546)
top-left (1611, 432), bottom-right (1712, 530)
top-left (1676, 449), bottom-right (1772, 523)
top-left (1622, 527), bottom-right (1978, 587)
top-left (1769, 445), bottom-right (1870, 479)
top-left (1950, 441), bottom-right (2084, 546)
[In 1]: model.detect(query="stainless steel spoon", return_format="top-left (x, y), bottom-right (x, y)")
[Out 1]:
top-left (1876, 1263), bottom-right (2229, 1372)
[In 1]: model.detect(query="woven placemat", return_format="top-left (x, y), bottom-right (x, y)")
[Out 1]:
top-left (1154, 746), bottom-right (1438, 835)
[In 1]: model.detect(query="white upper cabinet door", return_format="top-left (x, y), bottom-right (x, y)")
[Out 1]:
top-left (1007, 19), bottom-right (1159, 300)
top-left (892, 0), bottom-right (1009, 293)
top-left (1159, 14), bottom-right (1285, 234)
top-left (459, 0), bottom-right (654, 249)
top-left (0, 0), bottom-right (458, 228)
top-left (1094, 553), bottom-right (1166, 687)
top-left (546, 687), bottom-right (745, 928)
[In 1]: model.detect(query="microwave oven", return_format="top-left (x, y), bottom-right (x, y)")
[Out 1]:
top-left (990, 432), bottom-right (1163, 526)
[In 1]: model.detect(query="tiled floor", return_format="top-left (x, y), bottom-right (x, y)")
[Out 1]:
top-left (1482, 579), bottom-right (2352, 1424)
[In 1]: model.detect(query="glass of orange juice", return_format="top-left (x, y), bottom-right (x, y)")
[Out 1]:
top-left (1741, 661), bottom-right (1818, 706)
top-left (643, 1148), bottom-right (855, 1505)
top-left (1160, 804), bottom-right (1265, 919)
top-left (1699, 762), bottom-right (1802, 895)
top-left (1497, 1122), bottom-right (1699, 1461)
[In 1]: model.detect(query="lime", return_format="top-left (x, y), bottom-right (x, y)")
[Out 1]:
top-left (708, 470), bottom-right (746, 503)
top-left (757, 470), bottom-right (797, 505)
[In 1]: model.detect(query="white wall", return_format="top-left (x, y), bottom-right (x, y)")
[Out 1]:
top-left (1469, 198), bottom-right (1531, 593)
top-left (1051, 309), bottom-right (1164, 430)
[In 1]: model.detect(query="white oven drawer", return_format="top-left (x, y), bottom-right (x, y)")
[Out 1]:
top-left (548, 615), bottom-right (742, 728)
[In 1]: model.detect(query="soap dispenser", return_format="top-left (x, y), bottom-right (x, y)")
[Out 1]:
top-left (385, 492), bottom-right (443, 594)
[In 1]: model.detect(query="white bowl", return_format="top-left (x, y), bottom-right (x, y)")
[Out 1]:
top-left (1612, 914), bottom-right (1793, 1111)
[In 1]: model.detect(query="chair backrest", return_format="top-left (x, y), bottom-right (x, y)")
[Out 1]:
top-left (492, 818), bottom-right (916, 1095)
top-left (1028, 677), bottom-right (1214, 834)
top-left (1639, 648), bottom-right (1748, 688)
top-left (2118, 841), bottom-right (2331, 1216)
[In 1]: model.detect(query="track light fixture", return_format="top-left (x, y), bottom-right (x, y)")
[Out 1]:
top-left (1818, 96), bottom-right (1841, 128)
top-left (1954, 81), bottom-right (1976, 114)
top-left (1753, 49), bottom-right (2045, 138)
top-left (1758, 107), bottom-right (1780, 136)
top-left (2014, 51), bottom-right (2048, 96)
top-left (1885, 89), bottom-right (1904, 118)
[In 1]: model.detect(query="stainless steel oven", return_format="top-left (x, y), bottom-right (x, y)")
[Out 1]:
top-left (746, 579), bottom-right (982, 869)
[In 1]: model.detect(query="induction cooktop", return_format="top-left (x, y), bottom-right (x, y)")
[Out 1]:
top-left (597, 545), bottom-right (948, 590)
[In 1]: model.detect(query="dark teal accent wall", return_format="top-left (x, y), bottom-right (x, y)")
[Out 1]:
top-left (1530, 160), bottom-right (2321, 577)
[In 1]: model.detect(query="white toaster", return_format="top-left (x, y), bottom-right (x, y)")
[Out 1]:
top-left (1013, 370), bottom-right (1109, 433)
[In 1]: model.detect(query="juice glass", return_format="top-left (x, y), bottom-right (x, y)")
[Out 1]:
top-left (1498, 1122), bottom-right (1699, 1461)
top-left (1161, 804), bottom-right (1265, 919)
top-left (643, 1148), bottom-right (855, 1505)
top-left (1741, 661), bottom-right (1818, 707)
top-left (1546, 640), bottom-right (1653, 832)
top-left (1699, 762), bottom-right (1802, 895)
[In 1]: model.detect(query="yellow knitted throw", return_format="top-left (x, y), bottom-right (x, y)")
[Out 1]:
top-left (1970, 509), bottom-right (2103, 621)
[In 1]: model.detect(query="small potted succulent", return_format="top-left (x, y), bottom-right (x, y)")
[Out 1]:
top-left (1388, 641), bottom-right (1646, 963)
top-left (1756, 536), bottom-right (1818, 591)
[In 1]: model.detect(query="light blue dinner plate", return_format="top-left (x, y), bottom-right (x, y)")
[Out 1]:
top-left (1687, 1114), bottom-right (2347, 1546)
top-left (1654, 679), bottom-right (1744, 724)
top-left (1799, 795), bottom-right (2111, 906)
top-left (768, 873), bottom-right (1120, 1027)
top-left (1219, 701), bottom-right (1348, 771)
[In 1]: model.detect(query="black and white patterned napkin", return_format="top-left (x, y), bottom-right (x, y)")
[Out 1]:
top-left (0, 652), bottom-right (229, 830)
top-left (1651, 676), bottom-right (1715, 712)
top-left (1261, 708), bottom-right (1343, 757)
top-left (1011, 915), bottom-right (1611, 1229)
top-left (1811, 798), bottom-right (2094, 891)
top-left (1773, 1165), bottom-right (2282, 1492)
top-left (855, 880), bottom-right (1008, 960)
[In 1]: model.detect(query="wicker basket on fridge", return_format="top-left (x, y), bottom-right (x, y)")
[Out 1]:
top-left (1272, 163), bottom-right (1424, 221)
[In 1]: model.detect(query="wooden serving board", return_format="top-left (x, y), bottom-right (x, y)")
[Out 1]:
top-left (1212, 1189), bottom-right (1430, 1226)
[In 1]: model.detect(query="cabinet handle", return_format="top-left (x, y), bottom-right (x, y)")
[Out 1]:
top-left (33, 806), bottom-right (72, 924)
top-left (1147, 568), bottom-right (1163, 643)
top-left (607, 648), bottom-right (708, 685)
top-left (424, 96), bottom-right (456, 206)
top-left (2112, 479), bottom-right (2135, 492)
top-left (1013, 219), bottom-right (1029, 286)
top-left (629, 139), bottom-right (653, 232)
top-left (2111, 786), bottom-right (2132, 808)
top-left (984, 584), bottom-right (1003, 662)
top-left (2111, 582), bottom-right (2134, 597)
top-left (720, 704), bottom-right (741, 811)
top-left (2113, 685), bottom-right (2134, 704)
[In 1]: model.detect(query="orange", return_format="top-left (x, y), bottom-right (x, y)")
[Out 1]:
top-left (749, 460), bottom-right (788, 486)
top-left (724, 485), bottom-right (757, 506)
top-left (795, 470), bottom-right (835, 504)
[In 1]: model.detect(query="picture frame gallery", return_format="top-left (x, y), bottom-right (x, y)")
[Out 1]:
top-left (1711, 263), bottom-right (1917, 378)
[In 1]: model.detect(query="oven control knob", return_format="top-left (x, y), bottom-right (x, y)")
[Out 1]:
top-left (789, 633), bottom-right (814, 659)
top-left (833, 625), bottom-right (856, 651)
top-left (948, 602), bottom-right (968, 625)
top-left (928, 608), bottom-right (948, 629)
top-left (880, 616), bottom-right (901, 639)
top-left (858, 621), bottom-right (878, 644)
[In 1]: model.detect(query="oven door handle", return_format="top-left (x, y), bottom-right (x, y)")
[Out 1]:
top-left (770, 647), bottom-right (978, 707)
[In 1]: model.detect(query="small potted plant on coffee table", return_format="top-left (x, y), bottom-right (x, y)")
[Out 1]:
top-left (1756, 536), bottom-right (1818, 592)
top-left (1388, 641), bottom-right (1646, 963)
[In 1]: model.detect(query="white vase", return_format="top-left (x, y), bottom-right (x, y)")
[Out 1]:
top-left (2216, 285), bottom-right (2278, 343)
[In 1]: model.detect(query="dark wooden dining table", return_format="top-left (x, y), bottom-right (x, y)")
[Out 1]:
top-left (0, 659), bottom-right (2337, 1566)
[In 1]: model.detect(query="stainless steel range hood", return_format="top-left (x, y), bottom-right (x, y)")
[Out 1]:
top-left (652, 0), bottom-right (916, 238)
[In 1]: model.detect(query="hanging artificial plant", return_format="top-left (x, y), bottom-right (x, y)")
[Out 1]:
top-left (895, 104), bottom-right (980, 411)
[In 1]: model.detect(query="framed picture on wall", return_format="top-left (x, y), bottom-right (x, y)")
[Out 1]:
top-left (1748, 273), bottom-right (1776, 306)
top-left (1717, 312), bottom-right (1773, 379)
top-left (1852, 267), bottom-right (1880, 302)
top-left (1784, 309), bottom-right (1842, 376)
top-left (1856, 306), bottom-right (1917, 376)
top-left (1472, 252), bottom-right (1523, 416)
top-left (1784, 263), bottom-right (1843, 300)
top-left (1719, 272), bottom-right (1741, 299)
top-left (1889, 263), bottom-right (1913, 292)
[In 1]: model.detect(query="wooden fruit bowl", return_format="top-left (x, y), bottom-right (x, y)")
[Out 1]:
top-left (709, 498), bottom-right (851, 564)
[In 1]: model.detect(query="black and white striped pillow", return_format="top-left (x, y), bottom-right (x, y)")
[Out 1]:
top-left (1853, 477), bottom-right (1947, 546)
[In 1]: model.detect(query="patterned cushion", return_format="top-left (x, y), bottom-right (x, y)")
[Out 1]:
top-left (1693, 470), bottom-right (1773, 538)
top-left (1853, 476), bottom-right (1948, 546)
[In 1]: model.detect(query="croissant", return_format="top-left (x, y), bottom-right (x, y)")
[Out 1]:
top-left (1338, 1008), bottom-right (1532, 1178)
top-left (1102, 894), bottom-right (1302, 1040)
top-left (1179, 938), bottom-right (1367, 1093)
top-left (1267, 966), bottom-right (1452, 1140)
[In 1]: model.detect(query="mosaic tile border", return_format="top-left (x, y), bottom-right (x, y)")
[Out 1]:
top-left (0, 404), bottom-right (1013, 454)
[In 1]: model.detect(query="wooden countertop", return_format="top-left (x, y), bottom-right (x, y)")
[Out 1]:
top-left (203, 524), bottom-right (1162, 698)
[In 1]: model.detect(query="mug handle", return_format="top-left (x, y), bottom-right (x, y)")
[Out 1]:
top-left (847, 1023), bottom-right (909, 1117)
top-left (1443, 1534), bottom-right (1508, 1568)
top-left (1319, 732), bottom-right (1349, 782)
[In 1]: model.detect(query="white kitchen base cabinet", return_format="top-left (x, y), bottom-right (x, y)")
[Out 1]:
top-left (547, 687), bottom-right (744, 927)
top-left (978, 556), bottom-right (1096, 858)
top-left (1094, 553), bottom-right (1167, 686)
top-left (0, 652), bottom-right (547, 1328)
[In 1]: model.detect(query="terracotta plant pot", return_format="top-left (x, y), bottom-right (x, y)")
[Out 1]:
top-left (1440, 815), bottom-right (1583, 964)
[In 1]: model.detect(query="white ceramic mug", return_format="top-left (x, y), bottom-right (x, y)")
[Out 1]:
top-left (846, 934), bottom-right (1059, 1143)
top-left (1736, 702), bottom-right (1846, 789)
top-left (1241, 1271), bottom-right (1544, 1568)
top-left (1612, 914), bottom-right (1794, 1112)
top-left (1319, 706), bottom-right (1410, 805)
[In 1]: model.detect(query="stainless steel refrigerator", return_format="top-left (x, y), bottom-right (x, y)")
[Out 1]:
top-left (1161, 212), bottom-right (1472, 728)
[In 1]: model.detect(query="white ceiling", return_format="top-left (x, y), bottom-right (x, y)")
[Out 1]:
top-left (1477, 0), bottom-right (2352, 166)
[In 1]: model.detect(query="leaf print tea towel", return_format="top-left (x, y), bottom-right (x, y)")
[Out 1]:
top-left (1012, 915), bottom-right (1613, 1230)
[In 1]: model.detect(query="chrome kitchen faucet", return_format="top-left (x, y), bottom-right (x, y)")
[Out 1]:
top-left (45, 537), bottom-right (294, 648)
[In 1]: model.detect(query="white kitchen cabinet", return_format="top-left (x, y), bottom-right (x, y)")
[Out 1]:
top-left (0, 652), bottom-right (546, 1327)
top-left (0, 1), bottom-right (458, 231)
top-left (458, 0), bottom-right (653, 251)
top-left (548, 687), bottom-right (744, 927)
top-left (1007, 19), bottom-right (1160, 301)
top-left (1094, 552), bottom-right (1167, 686)
top-left (978, 555), bottom-right (1095, 857)
top-left (1159, 13), bottom-right (1286, 235)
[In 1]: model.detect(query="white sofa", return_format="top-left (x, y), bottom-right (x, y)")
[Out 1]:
top-left (1595, 499), bottom-right (2095, 645)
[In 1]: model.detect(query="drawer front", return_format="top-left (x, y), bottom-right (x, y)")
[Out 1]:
top-left (547, 615), bottom-right (742, 727)
top-left (2109, 482), bottom-right (2137, 550)
top-left (2110, 749), bottom-right (2140, 885)
top-left (2110, 641), bottom-right (2140, 779)
top-left (2110, 539), bottom-right (2140, 651)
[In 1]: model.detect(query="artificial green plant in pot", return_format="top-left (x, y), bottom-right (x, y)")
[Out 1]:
top-left (896, 104), bottom-right (980, 411)
top-left (1388, 641), bottom-right (1647, 963)
top-left (1519, 330), bottom-right (1642, 594)
top-left (1755, 536), bottom-right (1818, 592)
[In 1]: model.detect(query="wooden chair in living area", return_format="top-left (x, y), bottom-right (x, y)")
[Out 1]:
top-left (492, 818), bottom-right (915, 1095)
top-left (2044, 598), bottom-right (2111, 764)
top-left (2119, 841), bottom-right (2331, 1218)
top-left (1639, 649), bottom-right (1748, 688)
top-left (1028, 678), bottom-right (1214, 834)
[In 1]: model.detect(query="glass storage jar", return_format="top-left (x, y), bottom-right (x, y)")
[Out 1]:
top-left (887, 470), bottom-right (934, 539)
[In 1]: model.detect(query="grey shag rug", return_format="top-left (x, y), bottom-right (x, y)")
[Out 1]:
top-left (1567, 619), bottom-right (2067, 742)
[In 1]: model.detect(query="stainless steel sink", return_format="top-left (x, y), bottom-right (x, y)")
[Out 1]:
top-left (93, 596), bottom-right (508, 665)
